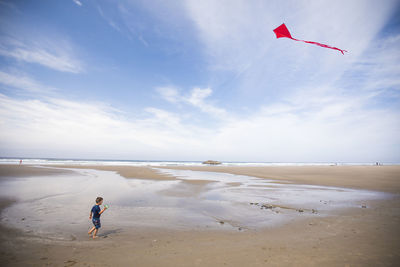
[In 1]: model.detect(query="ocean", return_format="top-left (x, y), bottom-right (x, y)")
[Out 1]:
top-left (0, 157), bottom-right (396, 166)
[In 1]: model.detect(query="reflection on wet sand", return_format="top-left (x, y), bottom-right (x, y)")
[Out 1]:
top-left (0, 167), bottom-right (390, 240)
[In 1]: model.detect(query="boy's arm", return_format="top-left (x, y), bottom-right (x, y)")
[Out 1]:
top-left (89, 210), bottom-right (92, 219)
top-left (99, 207), bottom-right (107, 215)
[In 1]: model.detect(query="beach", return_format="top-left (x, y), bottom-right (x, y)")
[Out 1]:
top-left (3, 1), bottom-right (400, 266)
top-left (0, 164), bottom-right (399, 266)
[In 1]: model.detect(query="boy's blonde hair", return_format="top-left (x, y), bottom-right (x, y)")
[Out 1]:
top-left (96, 197), bottom-right (103, 204)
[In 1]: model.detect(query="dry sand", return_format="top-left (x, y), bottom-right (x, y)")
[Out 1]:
top-left (0, 164), bottom-right (399, 266)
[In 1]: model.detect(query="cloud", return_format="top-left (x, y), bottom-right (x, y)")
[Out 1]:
top-left (144, 107), bottom-right (182, 128)
top-left (0, 90), bottom-right (398, 161)
top-left (0, 71), bottom-right (54, 93)
top-left (211, 106), bottom-right (399, 162)
top-left (0, 0), bottom-right (20, 13)
top-left (156, 86), bottom-right (180, 103)
top-left (186, 88), bottom-right (227, 117)
top-left (0, 37), bottom-right (83, 73)
top-left (0, 0), bottom-right (398, 162)
top-left (157, 86), bottom-right (227, 118)
top-left (345, 33), bottom-right (400, 95)
top-left (72, 0), bottom-right (82, 7)
top-left (183, 0), bottom-right (398, 96)
top-left (0, 94), bottom-right (210, 159)
top-left (95, 0), bottom-right (195, 49)
top-left (96, 5), bottom-right (123, 33)
top-left (186, 87), bottom-right (212, 106)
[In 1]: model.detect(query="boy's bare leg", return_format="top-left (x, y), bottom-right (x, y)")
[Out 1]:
top-left (92, 229), bottom-right (98, 239)
top-left (88, 226), bottom-right (95, 235)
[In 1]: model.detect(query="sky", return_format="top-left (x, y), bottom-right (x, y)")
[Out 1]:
top-left (0, 0), bottom-right (399, 162)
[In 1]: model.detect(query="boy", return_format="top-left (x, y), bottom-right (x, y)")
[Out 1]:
top-left (88, 196), bottom-right (107, 239)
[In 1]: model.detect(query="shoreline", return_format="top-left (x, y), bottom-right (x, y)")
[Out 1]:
top-left (0, 164), bottom-right (399, 266)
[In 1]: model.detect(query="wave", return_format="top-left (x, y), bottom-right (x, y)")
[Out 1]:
top-left (0, 158), bottom-right (398, 166)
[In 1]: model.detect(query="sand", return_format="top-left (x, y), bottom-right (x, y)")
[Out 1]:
top-left (0, 164), bottom-right (399, 266)
top-left (156, 165), bottom-right (400, 193)
top-left (45, 164), bottom-right (400, 192)
top-left (49, 164), bottom-right (176, 180)
top-left (0, 164), bottom-right (75, 178)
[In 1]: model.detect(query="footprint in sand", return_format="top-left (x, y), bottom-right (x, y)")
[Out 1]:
top-left (64, 259), bottom-right (77, 266)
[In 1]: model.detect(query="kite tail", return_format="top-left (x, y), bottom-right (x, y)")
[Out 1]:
top-left (291, 38), bottom-right (347, 55)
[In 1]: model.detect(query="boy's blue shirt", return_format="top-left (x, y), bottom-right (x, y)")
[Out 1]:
top-left (91, 204), bottom-right (101, 219)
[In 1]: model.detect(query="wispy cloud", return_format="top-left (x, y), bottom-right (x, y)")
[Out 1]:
top-left (186, 88), bottom-right (227, 118)
top-left (0, 70), bottom-right (54, 93)
top-left (344, 33), bottom-right (400, 96)
top-left (183, 0), bottom-right (398, 95)
top-left (96, 5), bottom-right (122, 33)
top-left (0, 0), bottom-right (20, 13)
top-left (95, 0), bottom-right (194, 48)
top-left (0, 37), bottom-right (83, 73)
top-left (72, 0), bottom-right (82, 7)
top-left (157, 86), bottom-right (227, 118)
top-left (156, 86), bottom-right (180, 103)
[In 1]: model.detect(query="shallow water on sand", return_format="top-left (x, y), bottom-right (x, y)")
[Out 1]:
top-left (0, 167), bottom-right (389, 240)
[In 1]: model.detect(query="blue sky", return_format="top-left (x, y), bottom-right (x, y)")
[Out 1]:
top-left (0, 0), bottom-right (399, 162)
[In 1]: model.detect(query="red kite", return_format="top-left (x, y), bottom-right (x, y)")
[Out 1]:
top-left (273, 23), bottom-right (347, 55)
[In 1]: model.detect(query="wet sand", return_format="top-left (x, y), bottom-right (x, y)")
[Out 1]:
top-left (0, 164), bottom-right (399, 266)
top-left (156, 165), bottom-right (400, 193)
top-left (46, 164), bottom-right (400, 192)
top-left (0, 164), bottom-right (76, 178)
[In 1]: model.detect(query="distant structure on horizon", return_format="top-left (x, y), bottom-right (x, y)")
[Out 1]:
top-left (202, 160), bottom-right (222, 165)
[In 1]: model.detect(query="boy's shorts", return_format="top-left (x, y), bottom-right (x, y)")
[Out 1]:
top-left (92, 218), bottom-right (101, 229)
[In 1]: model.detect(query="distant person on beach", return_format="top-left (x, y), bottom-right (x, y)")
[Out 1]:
top-left (19, 159), bottom-right (22, 165)
top-left (88, 197), bottom-right (107, 239)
